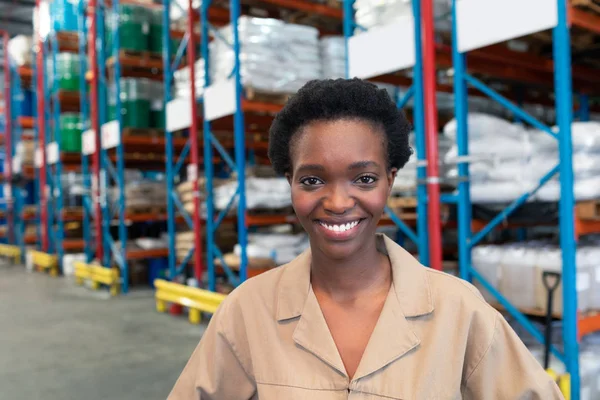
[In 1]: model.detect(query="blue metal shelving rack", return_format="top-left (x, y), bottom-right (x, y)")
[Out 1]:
top-left (449, 1), bottom-right (600, 398)
top-left (342, 0), bottom-right (431, 267)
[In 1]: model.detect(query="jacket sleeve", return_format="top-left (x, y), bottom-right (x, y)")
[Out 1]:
top-left (167, 304), bottom-right (257, 400)
top-left (462, 311), bottom-right (565, 400)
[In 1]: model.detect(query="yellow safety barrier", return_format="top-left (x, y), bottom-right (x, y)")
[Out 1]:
top-left (547, 370), bottom-right (570, 399)
top-left (0, 244), bottom-right (21, 263)
top-left (74, 261), bottom-right (120, 296)
top-left (154, 279), bottom-right (227, 324)
top-left (29, 250), bottom-right (59, 276)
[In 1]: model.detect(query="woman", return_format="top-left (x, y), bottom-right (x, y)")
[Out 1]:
top-left (169, 79), bottom-right (563, 399)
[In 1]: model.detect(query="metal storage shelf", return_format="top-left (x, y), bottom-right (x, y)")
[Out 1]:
top-left (447, 2), bottom-right (600, 398)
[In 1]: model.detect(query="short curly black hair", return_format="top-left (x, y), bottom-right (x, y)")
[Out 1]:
top-left (268, 78), bottom-right (412, 176)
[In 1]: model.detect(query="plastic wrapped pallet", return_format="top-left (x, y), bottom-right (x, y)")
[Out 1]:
top-left (233, 230), bottom-right (309, 266)
top-left (214, 177), bottom-right (292, 211)
top-left (210, 17), bottom-right (322, 94)
top-left (8, 35), bottom-right (33, 67)
top-left (320, 36), bottom-right (346, 79)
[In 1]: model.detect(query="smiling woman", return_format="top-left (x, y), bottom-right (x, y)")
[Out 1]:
top-left (168, 79), bottom-right (564, 400)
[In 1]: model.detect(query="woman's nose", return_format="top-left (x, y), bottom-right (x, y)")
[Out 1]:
top-left (323, 184), bottom-right (355, 214)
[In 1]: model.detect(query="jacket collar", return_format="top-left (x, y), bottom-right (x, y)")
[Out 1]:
top-left (276, 233), bottom-right (435, 379)
top-left (276, 233), bottom-right (435, 321)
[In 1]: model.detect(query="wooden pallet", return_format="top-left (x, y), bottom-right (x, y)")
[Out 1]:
top-left (572, 0), bottom-right (600, 14)
top-left (126, 205), bottom-right (167, 215)
top-left (245, 87), bottom-right (292, 105)
top-left (576, 200), bottom-right (600, 221)
top-left (387, 196), bottom-right (418, 220)
top-left (122, 127), bottom-right (165, 138)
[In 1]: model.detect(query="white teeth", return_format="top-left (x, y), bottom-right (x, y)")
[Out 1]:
top-left (320, 220), bottom-right (360, 233)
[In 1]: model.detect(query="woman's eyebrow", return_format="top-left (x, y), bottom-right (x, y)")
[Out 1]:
top-left (296, 164), bottom-right (325, 173)
top-left (348, 161), bottom-right (380, 170)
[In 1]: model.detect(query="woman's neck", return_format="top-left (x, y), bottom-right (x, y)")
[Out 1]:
top-left (310, 237), bottom-right (392, 303)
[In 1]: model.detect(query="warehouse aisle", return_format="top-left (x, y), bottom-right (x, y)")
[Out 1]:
top-left (0, 264), bottom-right (204, 400)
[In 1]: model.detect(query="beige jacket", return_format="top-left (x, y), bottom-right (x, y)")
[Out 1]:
top-left (169, 234), bottom-right (563, 400)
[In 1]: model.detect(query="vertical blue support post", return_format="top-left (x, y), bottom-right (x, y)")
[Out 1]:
top-left (50, 30), bottom-right (65, 268)
top-left (79, 0), bottom-right (93, 263)
top-left (162, 0), bottom-right (177, 280)
top-left (112, 0), bottom-right (129, 293)
top-left (231, 0), bottom-right (247, 284)
top-left (201, 1), bottom-right (216, 291)
top-left (410, 0), bottom-right (429, 266)
top-left (32, 60), bottom-right (42, 248)
top-left (451, 0), bottom-right (472, 282)
top-left (553, 1), bottom-right (579, 398)
top-left (342, 0), bottom-right (354, 80)
top-left (98, 1), bottom-right (111, 268)
top-left (579, 94), bottom-right (590, 122)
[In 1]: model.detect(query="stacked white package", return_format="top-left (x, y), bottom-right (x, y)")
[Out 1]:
top-left (353, 0), bottom-right (451, 32)
top-left (472, 242), bottom-right (597, 315)
top-left (213, 177), bottom-right (291, 211)
top-left (210, 17), bottom-right (322, 94)
top-left (173, 58), bottom-right (205, 100)
top-left (233, 231), bottom-right (309, 265)
top-left (534, 121), bottom-right (600, 202)
top-left (320, 36), bottom-right (346, 79)
top-left (8, 35), bottom-right (33, 67)
top-left (444, 113), bottom-right (554, 204)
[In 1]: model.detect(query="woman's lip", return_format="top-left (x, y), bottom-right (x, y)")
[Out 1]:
top-left (313, 219), bottom-right (365, 241)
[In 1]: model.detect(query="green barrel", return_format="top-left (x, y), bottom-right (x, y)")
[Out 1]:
top-left (109, 78), bottom-right (151, 129)
top-left (59, 113), bottom-right (83, 152)
top-left (56, 53), bottom-right (80, 92)
top-left (148, 8), bottom-right (163, 54)
top-left (148, 80), bottom-right (165, 129)
top-left (105, 4), bottom-right (150, 53)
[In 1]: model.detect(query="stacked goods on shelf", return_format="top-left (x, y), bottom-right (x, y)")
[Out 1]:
top-left (443, 114), bottom-right (600, 203)
top-left (47, 52), bottom-right (81, 92)
top-left (7, 35), bottom-right (33, 67)
top-left (353, 0), bottom-right (451, 32)
top-left (62, 172), bottom-right (84, 210)
top-left (211, 16), bottom-right (322, 95)
top-left (49, 0), bottom-right (79, 32)
top-left (320, 36), bottom-right (345, 79)
top-left (105, 3), bottom-right (151, 53)
top-left (110, 179), bottom-right (167, 213)
top-left (109, 78), bottom-right (164, 129)
top-left (59, 113), bottom-right (82, 152)
top-left (173, 58), bottom-right (203, 100)
top-left (471, 239), bottom-right (600, 315)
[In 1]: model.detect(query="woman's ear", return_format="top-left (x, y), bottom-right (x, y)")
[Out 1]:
top-left (387, 168), bottom-right (398, 195)
top-left (285, 172), bottom-right (292, 186)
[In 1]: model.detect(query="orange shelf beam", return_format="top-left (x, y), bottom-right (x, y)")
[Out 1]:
top-left (24, 234), bottom-right (38, 244)
top-left (19, 116), bottom-right (34, 129)
top-left (252, 0), bottom-right (342, 19)
top-left (579, 313), bottom-right (600, 338)
top-left (18, 66), bottom-right (33, 80)
top-left (64, 239), bottom-right (86, 251)
top-left (569, 5), bottom-right (600, 34)
top-left (126, 248), bottom-right (169, 260)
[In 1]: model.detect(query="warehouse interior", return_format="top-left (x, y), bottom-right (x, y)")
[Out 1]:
top-left (1, 0), bottom-right (600, 399)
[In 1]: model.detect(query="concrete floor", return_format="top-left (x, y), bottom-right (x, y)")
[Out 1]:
top-left (0, 262), bottom-right (206, 400)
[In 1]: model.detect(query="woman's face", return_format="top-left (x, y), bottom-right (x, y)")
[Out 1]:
top-left (288, 119), bottom-right (396, 261)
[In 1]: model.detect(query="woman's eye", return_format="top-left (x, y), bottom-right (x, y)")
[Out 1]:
top-left (300, 177), bottom-right (323, 186)
top-left (356, 175), bottom-right (377, 184)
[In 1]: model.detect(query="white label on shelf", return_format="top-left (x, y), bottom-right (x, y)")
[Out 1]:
top-left (16, 142), bottom-right (24, 156)
top-left (12, 156), bottom-right (22, 174)
top-left (166, 98), bottom-right (192, 132)
top-left (101, 120), bottom-right (120, 149)
top-left (82, 129), bottom-right (96, 155)
top-left (577, 273), bottom-right (591, 292)
top-left (46, 142), bottom-right (59, 165)
top-left (457, 0), bottom-right (557, 53)
top-left (4, 184), bottom-right (11, 199)
top-left (35, 148), bottom-right (43, 168)
top-left (348, 18), bottom-right (415, 79)
top-left (187, 164), bottom-right (198, 182)
top-left (204, 78), bottom-right (237, 121)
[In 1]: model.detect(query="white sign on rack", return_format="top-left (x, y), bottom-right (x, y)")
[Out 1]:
top-left (166, 98), bottom-right (192, 132)
top-left (46, 142), bottom-right (59, 165)
top-left (35, 148), bottom-right (43, 168)
top-left (82, 129), bottom-right (96, 155)
top-left (457, 0), bottom-right (558, 53)
top-left (187, 164), bottom-right (198, 182)
top-left (349, 18), bottom-right (415, 79)
top-left (204, 78), bottom-right (237, 121)
top-left (101, 121), bottom-right (120, 149)
top-left (4, 184), bottom-right (11, 199)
